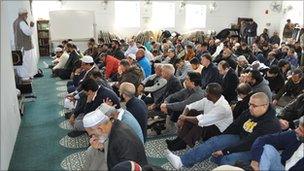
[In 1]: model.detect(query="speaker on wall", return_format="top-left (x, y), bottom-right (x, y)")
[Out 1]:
top-left (12, 50), bottom-right (23, 66)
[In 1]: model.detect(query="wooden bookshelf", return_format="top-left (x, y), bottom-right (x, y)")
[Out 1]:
top-left (37, 20), bottom-right (50, 56)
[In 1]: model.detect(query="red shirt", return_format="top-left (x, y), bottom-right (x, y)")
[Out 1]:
top-left (105, 55), bottom-right (120, 79)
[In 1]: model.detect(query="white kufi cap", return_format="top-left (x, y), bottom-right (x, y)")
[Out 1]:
top-left (83, 110), bottom-right (109, 128)
top-left (127, 54), bottom-right (136, 60)
top-left (55, 47), bottom-right (63, 52)
top-left (18, 8), bottom-right (28, 15)
top-left (81, 55), bottom-right (94, 64)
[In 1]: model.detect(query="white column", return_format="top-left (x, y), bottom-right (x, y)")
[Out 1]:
top-left (0, 1), bottom-right (27, 170)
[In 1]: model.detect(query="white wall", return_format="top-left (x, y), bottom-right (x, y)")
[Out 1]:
top-left (249, 1), bottom-right (303, 37)
top-left (0, 1), bottom-right (22, 170)
top-left (31, 1), bottom-right (303, 40)
top-left (249, 1), bottom-right (283, 35)
top-left (32, 1), bottom-right (250, 39)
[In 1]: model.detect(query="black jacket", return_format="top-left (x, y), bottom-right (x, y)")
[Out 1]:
top-left (222, 68), bottom-right (239, 103)
top-left (126, 97), bottom-right (148, 142)
top-left (265, 73), bottom-right (285, 94)
top-left (107, 120), bottom-right (148, 170)
top-left (64, 50), bottom-right (79, 72)
top-left (235, 48), bottom-right (256, 64)
top-left (83, 86), bottom-right (120, 115)
top-left (201, 63), bottom-right (222, 89)
top-left (232, 93), bottom-right (253, 120)
top-left (76, 66), bottom-right (100, 92)
top-left (222, 106), bottom-right (281, 155)
top-left (279, 93), bottom-right (304, 129)
top-left (111, 48), bottom-right (125, 60)
top-left (269, 35), bottom-right (281, 45)
top-left (245, 22), bottom-right (258, 37)
top-left (274, 78), bottom-right (304, 100)
top-left (156, 75), bottom-right (182, 105)
top-left (214, 55), bottom-right (237, 70)
top-left (119, 66), bottom-right (144, 88)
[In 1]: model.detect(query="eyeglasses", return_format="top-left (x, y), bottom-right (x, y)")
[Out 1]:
top-left (248, 103), bottom-right (267, 108)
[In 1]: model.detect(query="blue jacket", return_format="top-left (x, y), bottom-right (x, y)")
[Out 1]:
top-left (137, 56), bottom-right (151, 78)
top-left (251, 130), bottom-right (304, 171)
top-left (285, 55), bottom-right (299, 68)
top-left (121, 110), bottom-right (144, 143)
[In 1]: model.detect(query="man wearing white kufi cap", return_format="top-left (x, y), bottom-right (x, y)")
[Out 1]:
top-left (100, 103), bottom-right (144, 143)
top-left (13, 8), bottom-right (38, 80)
top-left (83, 109), bottom-right (148, 170)
top-left (47, 47), bottom-right (64, 69)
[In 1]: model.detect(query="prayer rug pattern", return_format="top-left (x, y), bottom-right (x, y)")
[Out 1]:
top-left (59, 134), bottom-right (89, 149)
top-left (58, 100), bottom-right (64, 106)
top-left (57, 92), bottom-right (67, 98)
top-left (60, 151), bottom-right (87, 170)
top-left (56, 80), bottom-right (68, 86)
top-left (161, 159), bottom-right (218, 171)
top-left (59, 120), bottom-right (74, 130)
top-left (58, 109), bottom-right (70, 117)
top-left (56, 86), bottom-right (67, 92)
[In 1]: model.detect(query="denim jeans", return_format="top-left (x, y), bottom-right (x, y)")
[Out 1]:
top-left (181, 134), bottom-right (252, 167)
top-left (259, 145), bottom-right (285, 171)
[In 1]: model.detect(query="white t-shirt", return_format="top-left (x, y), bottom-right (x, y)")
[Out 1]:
top-left (186, 95), bottom-right (233, 132)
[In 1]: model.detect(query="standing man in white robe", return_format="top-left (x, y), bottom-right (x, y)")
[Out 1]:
top-left (13, 8), bottom-right (38, 80)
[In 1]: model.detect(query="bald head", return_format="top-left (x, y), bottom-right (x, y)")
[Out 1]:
top-left (119, 82), bottom-right (136, 98)
top-left (251, 92), bottom-right (269, 104)
top-left (249, 92), bottom-right (270, 117)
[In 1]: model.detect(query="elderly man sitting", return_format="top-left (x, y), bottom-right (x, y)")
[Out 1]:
top-left (165, 92), bottom-right (281, 169)
top-left (119, 82), bottom-right (148, 142)
top-left (83, 110), bottom-right (147, 170)
top-left (137, 63), bottom-right (167, 105)
top-left (100, 103), bottom-right (144, 143)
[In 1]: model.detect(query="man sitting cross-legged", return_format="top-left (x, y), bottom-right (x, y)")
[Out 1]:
top-left (165, 92), bottom-right (281, 169)
top-left (165, 83), bottom-right (232, 151)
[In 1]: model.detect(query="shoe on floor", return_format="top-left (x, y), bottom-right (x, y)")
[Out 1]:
top-left (166, 137), bottom-right (182, 147)
top-left (165, 149), bottom-right (183, 169)
top-left (67, 130), bottom-right (86, 138)
top-left (64, 111), bottom-right (73, 119)
top-left (168, 139), bottom-right (187, 151)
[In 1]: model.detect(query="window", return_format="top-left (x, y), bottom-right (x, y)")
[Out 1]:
top-left (32, 1), bottom-right (62, 20)
top-left (114, 1), bottom-right (140, 28)
top-left (149, 2), bottom-right (175, 29)
top-left (185, 4), bottom-right (207, 29)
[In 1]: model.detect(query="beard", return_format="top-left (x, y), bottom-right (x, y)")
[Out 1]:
top-left (98, 134), bottom-right (108, 144)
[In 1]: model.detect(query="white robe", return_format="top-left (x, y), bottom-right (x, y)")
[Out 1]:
top-left (15, 21), bottom-right (38, 78)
